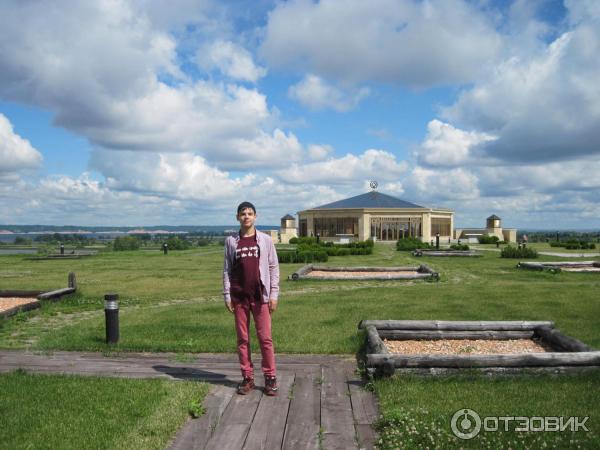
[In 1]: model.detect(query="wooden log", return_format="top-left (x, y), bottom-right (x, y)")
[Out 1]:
top-left (290, 264), bottom-right (313, 280)
top-left (358, 320), bottom-right (555, 331)
top-left (593, 262), bottom-right (600, 268)
top-left (311, 265), bottom-right (418, 272)
top-left (366, 325), bottom-right (389, 354)
top-left (366, 351), bottom-right (600, 368)
top-left (0, 290), bottom-right (44, 297)
top-left (37, 287), bottom-right (76, 300)
top-left (534, 326), bottom-right (593, 352)
top-left (386, 366), bottom-right (600, 377)
top-left (377, 330), bottom-right (534, 340)
top-left (302, 273), bottom-right (433, 281)
top-left (68, 272), bottom-right (77, 289)
top-left (418, 251), bottom-right (483, 257)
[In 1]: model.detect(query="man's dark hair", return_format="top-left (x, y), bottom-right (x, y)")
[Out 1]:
top-left (237, 201), bottom-right (256, 215)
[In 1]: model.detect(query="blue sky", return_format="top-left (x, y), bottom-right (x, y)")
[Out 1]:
top-left (0, 0), bottom-right (598, 228)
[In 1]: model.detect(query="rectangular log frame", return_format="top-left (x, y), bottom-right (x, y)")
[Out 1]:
top-left (0, 272), bottom-right (77, 319)
top-left (518, 261), bottom-right (600, 273)
top-left (359, 320), bottom-right (600, 377)
top-left (412, 249), bottom-right (483, 257)
top-left (289, 264), bottom-right (439, 281)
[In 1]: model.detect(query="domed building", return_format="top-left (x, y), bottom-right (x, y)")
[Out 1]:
top-left (454, 214), bottom-right (517, 243)
top-left (297, 191), bottom-right (454, 243)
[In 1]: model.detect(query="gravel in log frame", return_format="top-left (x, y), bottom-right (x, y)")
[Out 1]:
top-left (358, 320), bottom-right (600, 377)
top-left (289, 264), bottom-right (439, 281)
top-left (0, 272), bottom-right (77, 318)
top-left (412, 249), bottom-right (483, 257)
top-left (517, 261), bottom-right (600, 273)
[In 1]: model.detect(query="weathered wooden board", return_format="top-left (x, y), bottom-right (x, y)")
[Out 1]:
top-left (321, 366), bottom-right (357, 450)
top-left (282, 369), bottom-right (321, 450)
top-left (168, 384), bottom-right (235, 450)
top-left (243, 374), bottom-right (294, 450)
top-left (204, 388), bottom-right (262, 450)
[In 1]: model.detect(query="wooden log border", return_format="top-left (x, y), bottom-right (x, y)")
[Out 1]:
top-left (413, 250), bottom-right (483, 257)
top-left (518, 261), bottom-right (600, 273)
top-left (0, 273), bottom-right (77, 319)
top-left (359, 320), bottom-right (600, 376)
top-left (289, 264), bottom-right (439, 281)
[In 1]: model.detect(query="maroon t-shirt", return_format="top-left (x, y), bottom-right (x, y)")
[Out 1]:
top-left (230, 234), bottom-right (262, 303)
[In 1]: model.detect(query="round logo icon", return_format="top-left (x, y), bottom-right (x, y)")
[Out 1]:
top-left (451, 408), bottom-right (482, 440)
top-left (369, 180), bottom-right (378, 190)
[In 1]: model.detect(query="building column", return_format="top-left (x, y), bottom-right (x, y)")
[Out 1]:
top-left (306, 214), bottom-right (314, 237)
top-left (422, 212), bottom-right (431, 243)
top-left (359, 214), bottom-right (370, 241)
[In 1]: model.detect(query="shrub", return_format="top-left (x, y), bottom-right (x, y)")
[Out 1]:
top-left (478, 235), bottom-right (500, 244)
top-left (396, 237), bottom-right (432, 251)
top-left (197, 238), bottom-right (211, 247)
top-left (163, 236), bottom-right (191, 250)
top-left (113, 236), bottom-right (140, 251)
top-left (288, 237), bottom-right (298, 244)
top-left (450, 243), bottom-right (470, 251)
top-left (14, 236), bottom-right (33, 245)
top-left (500, 245), bottom-right (538, 258)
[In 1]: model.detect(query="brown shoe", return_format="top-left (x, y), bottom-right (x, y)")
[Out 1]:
top-left (237, 377), bottom-right (255, 395)
top-left (264, 376), bottom-right (278, 396)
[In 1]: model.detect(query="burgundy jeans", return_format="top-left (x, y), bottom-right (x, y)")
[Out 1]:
top-left (233, 300), bottom-right (276, 378)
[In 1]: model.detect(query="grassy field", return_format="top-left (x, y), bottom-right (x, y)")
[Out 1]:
top-left (1, 243), bottom-right (599, 448)
top-left (0, 370), bottom-right (209, 450)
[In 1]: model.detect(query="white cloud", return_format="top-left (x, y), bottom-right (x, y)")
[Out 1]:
top-left (276, 149), bottom-right (407, 185)
top-left (442, 3), bottom-right (600, 163)
top-left (0, 1), bottom-right (295, 169)
top-left (0, 114), bottom-right (43, 177)
top-left (307, 144), bottom-right (334, 161)
top-left (417, 120), bottom-right (497, 167)
top-left (197, 40), bottom-right (266, 82)
top-left (288, 75), bottom-right (369, 112)
top-left (262, 0), bottom-right (502, 87)
top-left (404, 167), bottom-right (480, 201)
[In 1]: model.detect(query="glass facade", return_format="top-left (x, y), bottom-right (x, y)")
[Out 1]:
top-left (370, 217), bottom-right (422, 241)
top-left (431, 218), bottom-right (452, 236)
top-left (313, 217), bottom-right (358, 237)
top-left (299, 219), bottom-right (308, 237)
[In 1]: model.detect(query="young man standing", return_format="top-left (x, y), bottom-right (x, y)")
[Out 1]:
top-left (223, 201), bottom-right (280, 396)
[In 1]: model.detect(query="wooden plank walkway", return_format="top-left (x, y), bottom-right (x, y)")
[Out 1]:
top-left (0, 350), bottom-right (379, 449)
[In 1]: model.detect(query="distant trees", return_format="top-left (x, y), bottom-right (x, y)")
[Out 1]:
top-left (113, 236), bottom-right (140, 251)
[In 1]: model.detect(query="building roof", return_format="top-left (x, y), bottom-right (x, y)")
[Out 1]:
top-left (312, 192), bottom-right (425, 210)
top-left (487, 214), bottom-right (501, 220)
top-left (281, 214), bottom-right (295, 220)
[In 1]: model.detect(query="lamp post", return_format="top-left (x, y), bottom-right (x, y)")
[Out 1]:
top-left (435, 233), bottom-right (440, 250)
top-left (104, 293), bottom-right (119, 344)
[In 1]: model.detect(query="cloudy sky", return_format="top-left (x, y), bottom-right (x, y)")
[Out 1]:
top-left (1, 0), bottom-right (599, 228)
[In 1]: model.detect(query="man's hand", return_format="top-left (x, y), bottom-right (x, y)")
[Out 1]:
top-left (268, 299), bottom-right (278, 314)
top-left (225, 301), bottom-right (234, 313)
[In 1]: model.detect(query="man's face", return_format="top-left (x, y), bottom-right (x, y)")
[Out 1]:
top-left (237, 208), bottom-right (256, 228)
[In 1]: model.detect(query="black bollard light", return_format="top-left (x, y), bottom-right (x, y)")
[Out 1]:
top-left (435, 233), bottom-right (440, 250)
top-left (496, 241), bottom-right (500, 248)
top-left (316, 233), bottom-right (320, 244)
top-left (104, 293), bottom-right (119, 344)
top-left (163, 243), bottom-right (168, 255)
top-left (60, 243), bottom-right (65, 255)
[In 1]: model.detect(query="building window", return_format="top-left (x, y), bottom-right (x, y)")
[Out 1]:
top-left (370, 217), bottom-right (422, 241)
top-left (431, 218), bottom-right (451, 236)
top-left (299, 219), bottom-right (308, 237)
top-left (313, 217), bottom-right (358, 237)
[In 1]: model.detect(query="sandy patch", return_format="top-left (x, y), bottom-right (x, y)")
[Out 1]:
top-left (384, 339), bottom-right (549, 355)
top-left (0, 297), bottom-right (39, 314)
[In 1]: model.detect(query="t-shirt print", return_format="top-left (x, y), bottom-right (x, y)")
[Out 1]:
top-left (236, 244), bottom-right (259, 260)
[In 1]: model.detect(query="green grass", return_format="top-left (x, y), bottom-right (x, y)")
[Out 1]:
top-left (373, 373), bottom-right (599, 448)
top-left (0, 370), bottom-right (209, 450)
top-left (1, 242), bottom-right (599, 448)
